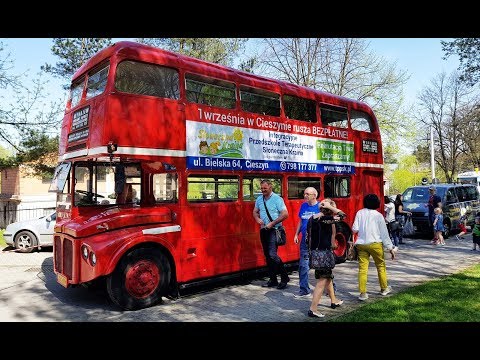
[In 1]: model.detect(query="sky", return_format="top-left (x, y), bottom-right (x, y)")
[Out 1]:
top-left (0, 38), bottom-right (460, 105)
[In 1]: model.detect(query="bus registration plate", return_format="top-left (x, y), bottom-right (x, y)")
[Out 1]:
top-left (57, 273), bottom-right (69, 288)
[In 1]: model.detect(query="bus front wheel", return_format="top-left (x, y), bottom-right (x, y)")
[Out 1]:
top-left (106, 247), bottom-right (171, 311)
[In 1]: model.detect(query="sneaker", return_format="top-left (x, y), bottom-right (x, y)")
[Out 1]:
top-left (293, 292), bottom-right (312, 299)
top-left (358, 293), bottom-right (369, 301)
top-left (380, 286), bottom-right (392, 296)
top-left (307, 310), bottom-right (325, 318)
top-left (261, 280), bottom-right (279, 288)
top-left (393, 246), bottom-right (398, 252)
top-left (455, 235), bottom-right (460, 241)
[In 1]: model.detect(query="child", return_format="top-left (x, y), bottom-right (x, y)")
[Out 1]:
top-left (471, 216), bottom-right (480, 251)
top-left (433, 207), bottom-right (445, 246)
top-left (455, 214), bottom-right (468, 240)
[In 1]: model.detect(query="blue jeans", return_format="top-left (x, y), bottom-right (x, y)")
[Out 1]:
top-left (395, 215), bottom-right (405, 244)
top-left (260, 228), bottom-right (288, 283)
top-left (298, 248), bottom-right (311, 295)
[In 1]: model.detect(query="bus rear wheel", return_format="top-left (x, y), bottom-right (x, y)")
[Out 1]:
top-left (106, 248), bottom-right (171, 310)
top-left (333, 222), bottom-right (352, 264)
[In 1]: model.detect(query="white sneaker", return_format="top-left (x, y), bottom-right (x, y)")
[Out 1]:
top-left (293, 292), bottom-right (312, 299)
top-left (393, 246), bottom-right (399, 252)
top-left (358, 293), bottom-right (369, 301)
top-left (380, 286), bottom-right (392, 296)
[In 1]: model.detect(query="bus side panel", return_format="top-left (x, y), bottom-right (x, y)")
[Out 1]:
top-left (104, 95), bottom-right (186, 151)
top-left (360, 169), bottom-right (384, 205)
top-left (177, 202), bottom-right (264, 281)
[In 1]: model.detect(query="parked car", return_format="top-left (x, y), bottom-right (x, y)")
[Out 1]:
top-left (402, 184), bottom-right (480, 237)
top-left (3, 212), bottom-right (56, 253)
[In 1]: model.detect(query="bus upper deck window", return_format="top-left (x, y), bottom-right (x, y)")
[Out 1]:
top-left (86, 64), bottom-right (110, 99)
top-left (115, 60), bottom-right (180, 99)
top-left (320, 105), bottom-right (348, 128)
top-left (283, 95), bottom-right (316, 123)
top-left (70, 78), bottom-right (85, 108)
top-left (240, 86), bottom-right (280, 117)
top-left (350, 110), bottom-right (374, 132)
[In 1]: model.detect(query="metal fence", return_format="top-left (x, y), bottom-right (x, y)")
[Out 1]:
top-left (0, 205), bottom-right (56, 229)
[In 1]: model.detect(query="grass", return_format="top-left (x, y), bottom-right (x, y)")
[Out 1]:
top-left (331, 263), bottom-right (480, 322)
top-left (0, 229), bottom-right (5, 248)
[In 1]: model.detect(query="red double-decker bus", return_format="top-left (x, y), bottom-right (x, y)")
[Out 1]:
top-left (50, 41), bottom-right (384, 310)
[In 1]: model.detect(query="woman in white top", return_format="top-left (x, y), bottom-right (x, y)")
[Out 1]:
top-left (384, 195), bottom-right (396, 248)
top-left (352, 194), bottom-right (396, 301)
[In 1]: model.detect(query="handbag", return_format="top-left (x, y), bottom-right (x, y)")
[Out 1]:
top-left (275, 226), bottom-right (287, 246)
top-left (346, 235), bottom-right (358, 261)
top-left (402, 216), bottom-right (415, 237)
top-left (310, 249), bottom-right (336, 270)
top-left (307, 217), bottom-right (335, 269)
top-left (389, 220), bottom-right (402, 232)
top-left (263, 197), bottom-right (286, 246)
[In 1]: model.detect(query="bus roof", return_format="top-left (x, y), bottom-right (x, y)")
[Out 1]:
top-left (72, 41), bottom-right (372, 112)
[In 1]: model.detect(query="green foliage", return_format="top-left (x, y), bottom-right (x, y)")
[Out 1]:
top-left (0, 130), bottom-right (58, 176)
top-left (0, 145), bottom-right (11, 159)
top-left (442, 38), bottom-right (480, 86)
top-left (137, 38), bottom-right (247, 67)
top-left (41, 38), bottom-right (113, 84)
top-left (388, 155), bottom-right (431, 194)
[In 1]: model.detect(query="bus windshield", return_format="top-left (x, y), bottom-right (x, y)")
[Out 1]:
top-left (73, 162), bottom-right (141, 206)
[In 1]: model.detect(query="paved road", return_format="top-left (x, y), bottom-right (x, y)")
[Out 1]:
top-left (1, 236), bottom-right (480, 322)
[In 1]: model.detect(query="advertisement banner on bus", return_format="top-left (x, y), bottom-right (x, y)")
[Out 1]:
top-left (186, 120), bottom-right (355, 174)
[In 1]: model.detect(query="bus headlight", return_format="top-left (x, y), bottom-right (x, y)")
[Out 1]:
top-left (81, 245), bottom-right (89, 260)
top-left (90, 252), bottom-right (97, 266)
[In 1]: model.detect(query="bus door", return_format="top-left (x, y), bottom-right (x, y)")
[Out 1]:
top-left (181, 175), bottom-right (248, 279)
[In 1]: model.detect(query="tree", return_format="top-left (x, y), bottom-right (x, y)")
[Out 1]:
top-left (458, 105), bottom-right (480, 169)
top-left (137, 38), bottom-right (248, 67)
top-left (256, 38), bottom-right (413, 146)
top-left (41, 38), bottom-right (113, 85)
top-left (442, 38), bottom-right (480, 86)
top-left (416, 71), bottom-right (479, 182)
top-left (388, 155), bottom-right (433, 194)
top-left (0, 42), bottom-right (64, 173)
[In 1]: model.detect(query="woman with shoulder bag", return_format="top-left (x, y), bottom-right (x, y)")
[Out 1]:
top-left (394, 194), bottom-right (412, 245)
top-left (384, 196), bottom-right (397, 250)
top-left (306, 199), bottom-right (344, 318)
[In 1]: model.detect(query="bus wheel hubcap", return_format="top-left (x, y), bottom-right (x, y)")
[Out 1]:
top-left (125, 260), bottom-right (160, 298)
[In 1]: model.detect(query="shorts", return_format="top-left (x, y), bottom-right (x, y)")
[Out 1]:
top-left (459, 223), bottom-right (467, 233)
top-left (314, 268), bottom-right (334, 279)
top-left (473, 234), bottom-right (480, 245)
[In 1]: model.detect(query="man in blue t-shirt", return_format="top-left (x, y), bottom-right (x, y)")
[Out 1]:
top-left (293, 188), bottom-right (345, 300)
top-left (293, 187), bottom-right (321, 297)
top-left (253, 179), bottom-right (290, 289)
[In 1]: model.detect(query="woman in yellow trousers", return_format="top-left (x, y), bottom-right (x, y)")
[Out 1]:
top-left (352, 194), bottom-right (396, 301)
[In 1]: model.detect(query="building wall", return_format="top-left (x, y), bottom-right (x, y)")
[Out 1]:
top-left (18, 168), bottom-right (52, 195)
top-left (0, 168), bottom-right (20, 196)
top-left (1, 165), bottom-right (55, 225)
